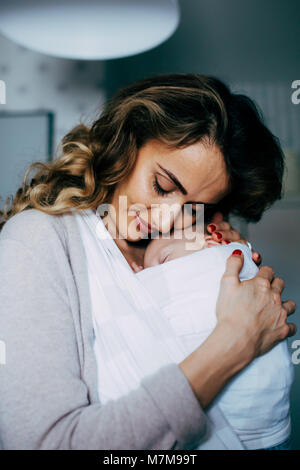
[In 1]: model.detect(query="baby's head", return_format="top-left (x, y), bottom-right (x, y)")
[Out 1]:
top-left (143, 233), bottom-right (217, 269)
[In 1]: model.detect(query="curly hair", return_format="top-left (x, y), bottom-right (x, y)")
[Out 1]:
top-left (0, 73), bottom-right (284, 231)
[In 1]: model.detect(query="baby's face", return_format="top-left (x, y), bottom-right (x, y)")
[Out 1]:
top-left (143, 233), bottom-right (218, 269)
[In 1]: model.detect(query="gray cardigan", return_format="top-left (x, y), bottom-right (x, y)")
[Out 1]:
top-left (0, 208), bottom-right (207, 450)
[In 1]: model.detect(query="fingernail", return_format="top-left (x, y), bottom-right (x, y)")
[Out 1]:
top-left (208, 224), bottom-right (216, 232)
top-left (232, 249), bottom-right (242, 256)
top-left (215, 231), bottom-right (222, 240)
top-left (224, 240), bottom-right (230, 244)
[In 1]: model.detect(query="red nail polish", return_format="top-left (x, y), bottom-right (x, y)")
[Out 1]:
top-left (224, 240), bottom-right (230, 244)
top-left (208, 224), bottom-right (216, 232)
top-left (232, 249), bottom-right (242, 256)
top-left (215, 231), bottom-right (222, 239)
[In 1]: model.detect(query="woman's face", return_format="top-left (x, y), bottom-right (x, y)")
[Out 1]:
top-left (107, 138), bottom-right (230, 242)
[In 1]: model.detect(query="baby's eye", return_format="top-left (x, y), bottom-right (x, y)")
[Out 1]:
top-left (159, 248), bottom-right (172, 264)
top-left (160, 253), bottom-right (170, 264)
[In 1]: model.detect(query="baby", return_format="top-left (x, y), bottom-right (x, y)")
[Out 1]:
top-left (132, 232), bottom-right (220, 272)
top-left (134, 232), bottom-right (294, 450)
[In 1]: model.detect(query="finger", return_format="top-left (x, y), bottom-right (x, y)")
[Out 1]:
top-left (282, 300), bottom-right (297, 316)
top-left (210, 212), bottom-right (224, 224)
top-left (206, 223), bottom-right (217, 233)
top-left (210, 220), bottom-right (231, 232)
top-left (286, 323), bottom-right (297, 337)
top-left (235, 238), bottom-right (248, 246)
top-left (206, 223), bottom-right (230, 234)
top-left (205, 236), bottom-right (221, 246)
top-left (221, 250), bottom-right (244, 285)
top-left (256, 265), bottom-right (275, 282)
top-left (252, 251), bottom-right (262, 266)
top-left (207, 218), bottom-right (232, 234)
top-left (207, 240), bottom-right (221, 246)
top-left (212, 229), bottom-right (241, 242)
top-left (271, 277), bottom-right (285, 294)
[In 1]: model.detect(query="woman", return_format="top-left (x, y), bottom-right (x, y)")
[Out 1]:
top-left (0, 73), bottom-right (296, 450)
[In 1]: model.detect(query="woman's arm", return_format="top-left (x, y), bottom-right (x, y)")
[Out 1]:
top-left (179, 250), bottom-right (297, 409)
top-left (0, 235), bottom-right (206, 450)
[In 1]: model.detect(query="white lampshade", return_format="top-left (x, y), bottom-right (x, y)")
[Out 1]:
top-left (0, 0), bottom-right (180, 60)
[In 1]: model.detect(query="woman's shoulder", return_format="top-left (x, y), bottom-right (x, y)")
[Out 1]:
top-left (0, 208), bottom-right (68, 253)
top-left (0, 208), bottom-right (86, 315)
top-left (0, 208), bottom-right (87, 293)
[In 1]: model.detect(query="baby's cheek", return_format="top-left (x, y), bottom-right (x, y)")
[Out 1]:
top-left (166, 246), bottom-right (189, 261)
top-left (143, 255), bottom-right (152, 268)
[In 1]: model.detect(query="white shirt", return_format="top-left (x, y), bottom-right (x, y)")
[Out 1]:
top-left (136, 242), bottom-right (294, 449)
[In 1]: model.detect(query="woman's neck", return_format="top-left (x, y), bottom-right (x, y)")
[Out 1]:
top-left (114, 236), bottom-right (151, 268)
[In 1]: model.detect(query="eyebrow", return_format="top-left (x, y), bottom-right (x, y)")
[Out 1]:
top-left (157, 163), bottom-right (188, 194)
top-left (157, 163), bottom-right (217, 206)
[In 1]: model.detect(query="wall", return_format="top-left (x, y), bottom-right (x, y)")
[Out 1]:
top-left (0, 32), bottom-right (106, 152)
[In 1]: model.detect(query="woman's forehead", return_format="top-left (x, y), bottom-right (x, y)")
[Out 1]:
top-left (141, 139), bottom-right (230, 201)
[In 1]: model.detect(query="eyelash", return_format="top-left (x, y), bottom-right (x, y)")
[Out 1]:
top-left (153, 176), bottom-right (170, 197)
top-left (152, 176), bottom-right (216, 216)
top-left (153, 176), bottom-right (199, 215)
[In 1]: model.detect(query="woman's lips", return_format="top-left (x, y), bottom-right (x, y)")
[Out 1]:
top-left (135, 212), bottom-right (154, 234)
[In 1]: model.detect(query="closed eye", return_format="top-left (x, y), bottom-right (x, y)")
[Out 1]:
top-left (159, 249), bottom-right (171, 264)
top-left (153, 176), bottom-right (173, 196)
top-left (153, 168), bottom-right (219, 215)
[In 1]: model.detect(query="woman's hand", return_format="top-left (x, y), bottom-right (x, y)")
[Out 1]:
top-left (216, 249), bottom-right (297, 362)
top-left (207, 211), bottom-right (261, 266)
top-left (179, 248), bottom-right (297, 410)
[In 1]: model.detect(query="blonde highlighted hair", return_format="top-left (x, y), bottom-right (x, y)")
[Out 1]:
top-left (0, 73), bottom-right (284, 231)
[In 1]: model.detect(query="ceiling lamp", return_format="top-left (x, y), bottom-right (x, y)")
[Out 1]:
top-left (0, 0), bottom-right (180, 60)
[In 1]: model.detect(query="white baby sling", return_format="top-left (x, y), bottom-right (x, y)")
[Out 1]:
top-left (75, 208), bottom-right (245, 450)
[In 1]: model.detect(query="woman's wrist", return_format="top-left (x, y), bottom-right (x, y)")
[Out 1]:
top-left (178, 320), bottom-right (252, 409)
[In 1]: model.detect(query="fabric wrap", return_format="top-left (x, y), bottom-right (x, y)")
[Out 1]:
top-left (75, 209), bottom-right (250, 449)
